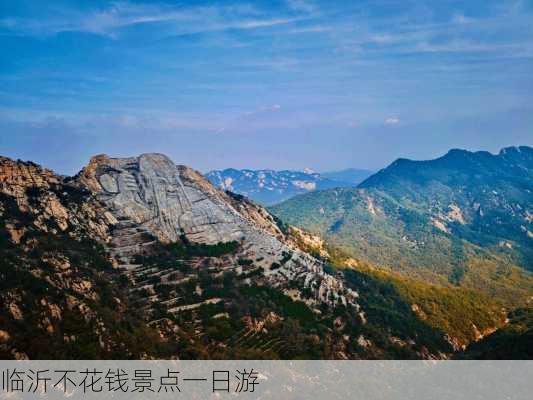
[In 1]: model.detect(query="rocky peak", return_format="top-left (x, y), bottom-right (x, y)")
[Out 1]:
top-left (0, 155), bottom-right (115, 239)
top-left (0, 156), bottom-right (58, 185)
top-left (0, 157), bottom-right (60, 208)
top-left (78, 153), bottom-right (247, 244)
top-left (75, 153), bottom-right (359, 310)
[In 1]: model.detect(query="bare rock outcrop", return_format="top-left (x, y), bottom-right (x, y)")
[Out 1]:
top-left (0, 156), bottom-right (113, 240)
top-left (79, 153), bottom-right (245, 244)
top-left (77, 153), bottom-right (359, 309)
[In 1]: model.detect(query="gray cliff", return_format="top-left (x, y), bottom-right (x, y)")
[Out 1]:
top-left (80, 153), bottom-right (245, 244)
top-left (78, 153), bottom-right (360, 310)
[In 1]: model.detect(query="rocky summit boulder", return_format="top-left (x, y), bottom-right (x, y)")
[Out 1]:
top-left (79, 153), bottom-right (245, 244)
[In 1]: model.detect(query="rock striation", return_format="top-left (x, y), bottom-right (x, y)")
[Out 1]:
top-left (78, 153), bottom-right (359, 309)
top-left (79, 153), bottom-right (244, 244)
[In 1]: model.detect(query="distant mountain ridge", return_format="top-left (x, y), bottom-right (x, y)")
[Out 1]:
top-left (358, 146), bottom-right (533, 261)
top-left (360, 146), bottom-right (533, 190)
top-left (271, 146), bottom-right (533, 306)
top-left (322, 168), bottom-right (375, 185)
top-left (206, 168), bottom-right (372, 205)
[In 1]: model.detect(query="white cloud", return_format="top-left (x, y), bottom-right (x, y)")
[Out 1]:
top-left (0, 1), bottom-right (303, 38)
top-left (287, 25), bottom-right (331, 34)
top-left (384, 117), bottom-right (400, 125)
top-left (234, 18), bottom-right (299, 30)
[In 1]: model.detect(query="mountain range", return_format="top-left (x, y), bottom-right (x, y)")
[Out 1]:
top-left (271, 146), bottom-right (533, 307)
top-left (206, 168), bottom-right (373, 205)
top-left (0, 148), bottom-right (531, 360)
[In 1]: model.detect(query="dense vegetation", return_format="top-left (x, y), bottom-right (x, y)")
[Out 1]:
top-left (270, 146), bottom-right (533, 307)
top-left (135, 265), bottom-right (452, 359)
top-left (458, 308), bottom-right (533, 359)
top-left (0, 191), bottom-right (168, 359)
top-left (126, 229), bottom-right (510, 359)
top-left (108, 227), bottom-right (470, 358)
top-left (133, 235), bottom-right (240, 266)
top-left (343, 265), bottom-right (504, 348)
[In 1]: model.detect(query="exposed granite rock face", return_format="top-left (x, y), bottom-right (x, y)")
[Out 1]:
top-left (79, 153), bottom-right (245, 244)
top-left (78, 153), bottom-right (359, 309)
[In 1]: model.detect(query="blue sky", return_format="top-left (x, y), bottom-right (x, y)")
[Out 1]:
top-left (1, 0), bottom-right (532, 175)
